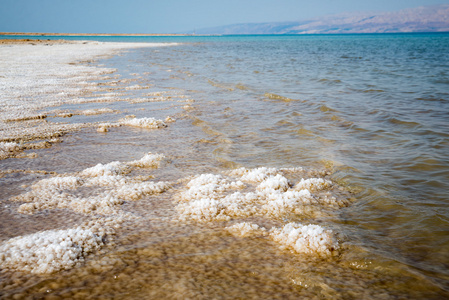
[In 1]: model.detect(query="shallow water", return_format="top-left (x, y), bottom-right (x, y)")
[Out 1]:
top-left (1, 34), bottom-right (449, 299)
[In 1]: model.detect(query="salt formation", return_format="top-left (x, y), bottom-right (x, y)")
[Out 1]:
top-left (256, 174), bottom-right (290, 193)
top-left (0, 41), bottom-right (178, 142)
top-left (225, 221), bottom-right (338, 256)
top-left (269, 223), bottom-right (338, 257)
top-left (228, 167), bottom-right (280, 182)
top-left (128, 152), bottom-right (165, 168)
top-left (175, 167), bottom-right (348, 258)
top-left (119, 117), bottom-right (167, 129)
top-left (0, 142), bottom-right (20, 159)
top-left (31, 176), bottom-right (84, 190)
top-left (81, 161), bottom-right (131, 177)
top-left (114, 181), bottom-right (171, 201)
top-left (225, 222), bottom-right (267, 237)
top-left (81, 108), bottom-right (115, 116)
top-left (176, 167), bottom-right (348, 222)
top-left (0, 228), bottom-right (104, 274)
top-left (11, 152), bottom-right (170, 215)
top-left (295, 178), bottom-right (333, 192)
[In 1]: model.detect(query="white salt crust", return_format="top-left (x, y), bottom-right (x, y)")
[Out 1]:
top-left (225, 222), bottom-right (267, 238)
top-left (0, 215), bottom-right (129, 274)
top-left (81, 108), bottom-right (115, 116)
top-left (12, 152), bottom-right (170, 215)
top-left (128, 152), bottom-right (165, 168)
top-left (176, 167), bottom-right (346, 258)
top-left (176, 167), bottom-right (348, 222)
top-left (119, 117), bottom-right (167, 129)
top-left (269, 222), bottom-right (338, 257)
top-left (81, 161), bottom-right (131, 177)
top-left (0, 142), bottom-right (20, 159)
top-left (225, 221), bottom-right (338, 257)
top-left (0, 228), bottom-right (103, 274)
top-left (0, 41), bottom-right (178, 142)
top-left (3, 152), bottom-right (169, 274)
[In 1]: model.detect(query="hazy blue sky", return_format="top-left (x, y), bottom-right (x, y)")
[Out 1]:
top-left (1, 0), bottom-right (449, 33)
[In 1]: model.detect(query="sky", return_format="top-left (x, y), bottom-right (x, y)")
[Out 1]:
top-left (1, 0), bottom-right (449, 34)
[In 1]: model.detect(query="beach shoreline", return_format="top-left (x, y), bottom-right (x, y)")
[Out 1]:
top-left (0, 40), bottom-right (177, 147)
top-left (0, 38), bottom-right (79, 44)
top-left (0, 32), bottom-right (193, 36)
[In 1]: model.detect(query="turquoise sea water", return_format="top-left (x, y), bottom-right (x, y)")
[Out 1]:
top-left (1, 33), bottom-right (449, 298)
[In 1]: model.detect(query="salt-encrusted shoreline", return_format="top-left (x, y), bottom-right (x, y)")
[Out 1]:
top-left (0, 40), bottom-right (177, 146)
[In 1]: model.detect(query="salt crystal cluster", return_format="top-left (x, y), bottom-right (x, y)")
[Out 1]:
top-left (176, 167), bottom-right (346, 222)
top-left (0, 228), bottom-right (104, 274)
top-left (225, 222), bottom-right (267, 237)
top-left (0, 142), bottom-right (21, 159)
top-left (81, 161), bottom-right (131, 177)
top-left (4, 151), bottom-right (170, 274)
top-left (12, 152), bottom-right (170, 215)
top-left (0, 141), bottom-right (20, 153)
top-left (128, 152), bottom-right (165, 168)
top-left (119, 117), bottom-right (167, 129)
top-left (228, 167), bottom-right (279, 182)
top-left (81, 108), bottom-right (115, 116)
top-left (176, 167), bottom-right (347, 258)
top-left (225, 221), bottom-right (338, 257)
top-left (295, 178), bottom-right (333, 192)
top-left (32, 176), bottom-right (84, 190)
top-left (269, 222), bottom-right (338, 257)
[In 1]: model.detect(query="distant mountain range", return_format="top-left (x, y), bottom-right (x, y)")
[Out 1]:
top-left (196, 4), bottom-right (449, 35)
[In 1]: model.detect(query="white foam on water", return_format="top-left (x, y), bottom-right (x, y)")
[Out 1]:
top-left (269, 223), bottom-right (339, 257)
top-left (0, 213), bottom-right (131, 274)
top-left (85, 175), bottom-right (129, 187)
top-left (178, 174), bottom-right (245, 203)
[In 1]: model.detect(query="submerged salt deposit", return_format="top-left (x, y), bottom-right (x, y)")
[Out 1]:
top-left (11, 152), bottom-right (170, 215)
top-left (0, 214), bottom-right (130, 274)
top-left (119, 117), bottom-right (167, 129)
top-left (2, 151), bottom-right (170, 274)
top-left (269, 222), bottom-right (339, 257)
top-left (175, 167), bottom-right (349, 257)
top-left (225, 221), bottom-right (339, 257)
top-left (0, 228), bottom-right (104, 274)
top-left (176, 167), bottom-right (350, 223)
